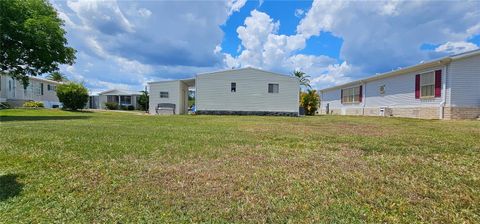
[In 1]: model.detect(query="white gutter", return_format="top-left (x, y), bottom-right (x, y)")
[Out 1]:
top-left (361, 81), bottom-right (366, 115)
top-left (439, 65), bottom-right (448, 119)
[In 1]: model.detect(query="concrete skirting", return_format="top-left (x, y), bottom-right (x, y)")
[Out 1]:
top-left (321, 106), bottom-right (480, 119)
top-left (196, 110), bottom-right (299, 117)
top-left (445, 107), bottom-right (480, 119)
top-left (6, 99), bottom-right (28, 107)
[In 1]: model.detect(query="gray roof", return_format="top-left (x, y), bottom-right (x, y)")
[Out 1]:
top-left (98, 89), bottom-right (142, 95)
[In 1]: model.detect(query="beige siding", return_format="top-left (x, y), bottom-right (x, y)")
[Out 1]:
top-left (1, 75), bottom-right (61, 107)
top-left (196, 68), bottom-right (299, 112)
top-left (149, 81), bottom-right (183, 114)
top-left (0, 76), bottom-right (7, 101)
top-left (448, 54), bottom-right (480, 107)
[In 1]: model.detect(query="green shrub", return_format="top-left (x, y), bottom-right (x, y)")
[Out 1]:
top-left (120, 105), bottom-right (128, 110)
top-left (23, 101), bottom-right (44, 108)
top-left (105, 102), bottom-right (118, 110)
top-left (56, 82), bottom-right (89, 111)
top-left (138, 91), bottom-right (149, 112)
top-left (127, 105), bottom-right (135, 110)
top-left (300, 90), bottom-right (319, 116)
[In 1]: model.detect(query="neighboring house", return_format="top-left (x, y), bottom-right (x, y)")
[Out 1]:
top-left (0, 75), bottom-right (62, 108)
top-left (88, 89), bottom-right (141, 109)
top-left (319, 49), bottom-right (480, 119)
top-left (148, 67), bottom-right (300, 116)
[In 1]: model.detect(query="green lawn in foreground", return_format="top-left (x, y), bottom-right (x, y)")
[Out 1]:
top-left (0, 109), bottom-right (479, 223)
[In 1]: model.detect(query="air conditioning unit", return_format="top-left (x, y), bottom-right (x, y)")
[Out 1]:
top-left (379, 107), bottom-right (392, 117)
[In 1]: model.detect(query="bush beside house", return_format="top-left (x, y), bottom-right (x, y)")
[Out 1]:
top-left (23, 101), bottom-right (44, 108)
top-left (56, 82), bottom-right (89, 111)
top-left (105, 102), bottom-right (119, 110)
top-left (301, 90), bottom-right (319, 116)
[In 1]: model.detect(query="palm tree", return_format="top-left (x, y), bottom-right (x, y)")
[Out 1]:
top-left (47, 71), bottom-right (68, 82)
top-left (292, 70), bottom-right (311, 89)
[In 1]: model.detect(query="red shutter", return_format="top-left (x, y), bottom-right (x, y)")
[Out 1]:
top-left (415, 74), bottom-right (420, 99)
top-left (435, 70), bottom-right (442, 97)
top-left (341, 89), bottom-right (344, 104)
top-left (359, 85), bottom-right (363, 102)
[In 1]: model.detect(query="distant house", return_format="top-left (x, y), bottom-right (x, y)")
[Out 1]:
top-left (148, 67), bottom-right (300, 116)
top-left (0, 75), bottom-right (62, 108)
top-left (319, 49), bottom-right (480, 119)
top-left (88, 89), bottom-right (142, 109)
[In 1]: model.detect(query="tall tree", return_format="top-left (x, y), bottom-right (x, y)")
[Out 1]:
top-left (0, 0), bottom-right (76, 86)
top-left (292, 70), bottom-right (312, 89)
top-left (47, 71), bottom-right (68, 82)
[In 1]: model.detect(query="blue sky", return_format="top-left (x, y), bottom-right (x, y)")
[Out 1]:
top-left (50, 0), bottom-right (480, 93)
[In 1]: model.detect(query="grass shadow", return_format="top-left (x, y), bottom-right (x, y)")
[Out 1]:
top-left (0, 116), bottom-right (91, 122)
top-left (62, 109), bottom-right (94, 113)
top-left (0, 174), bottom-right (23, 202)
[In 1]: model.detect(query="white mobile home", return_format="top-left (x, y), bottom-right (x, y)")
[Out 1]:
top-left (148, 67), bottom-right (300, 116)
top-left (319, 49), bottom-right (480, 119)
top-left (88, 89), bottom-right (142, 109)
top-left (0, 75), bottom-right (62, 108)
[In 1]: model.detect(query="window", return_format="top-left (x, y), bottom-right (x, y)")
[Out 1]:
top-left (107, 95), bottom-right (118, 103)
top-left (341, 86), bottom-right (361, 103)
top-left (120, 96), bottom-right (132, 105)
top-left (379, 85), bottom-right (385, 95)
top-left (47, 84), bottom-right (56, 91)
top-left (160, 91), bottom-right (169, 98)
top-left (24, 84), bottom-right (33, 98)
top-left (420, 71), bottom-right (435, 98)
top-left (231, 82), bottom-right (236, 92)
top-left (8, 80), bottom-right (12, 91)
top-left (268, 83), bottom-right (279, 93)
top-left (34, 83), bottom-right (43, 95)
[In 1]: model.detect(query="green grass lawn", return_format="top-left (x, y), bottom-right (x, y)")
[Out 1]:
top-left (1, 109), bottom-right (479, 223)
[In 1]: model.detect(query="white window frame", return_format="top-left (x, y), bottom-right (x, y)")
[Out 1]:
top-left (34, 83), bottom-right (42, 96)
top-left (160, 91), bottom-right (169, 98)
top-left (47, 84), bottom-right (56, 91)
top-left (342, 86), bottom-right (361, 104)
top-left (120, 96), bottom-right (132, 105)
top-left (419, 71), bottom-right (435, 98)
top-left (379, 85), bottom-right (385, 95)
top-left (268, 83), bottom-right (279, 93)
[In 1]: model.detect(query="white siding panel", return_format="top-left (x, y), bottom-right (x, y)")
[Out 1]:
top-left (365, 66), bottom-right (446, 107)
top-left (1, 76), bottom-right (61, 108)
top-left (149, 81), bottom-right (182, 114)
top-left (321, 66), bottom-right (447, 111)
top-left (449, 54), bottom-right (480, 107)
top-left (196, 69), bottom-right (299, 112)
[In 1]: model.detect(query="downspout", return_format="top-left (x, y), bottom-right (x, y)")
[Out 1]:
top-left (439, 62), bottom-right (449, 119)
top-left (362, 81), bottom-right (366, 115)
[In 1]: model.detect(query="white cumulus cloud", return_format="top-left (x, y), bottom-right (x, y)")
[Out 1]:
top-left (435, 41), bottom-right (479, 54)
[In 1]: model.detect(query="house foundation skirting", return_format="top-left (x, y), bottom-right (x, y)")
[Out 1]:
top-left (6, 99), bottom-right (29, 107)
top-left (321, 106), bottom-right (480, 119)
top-left (444, 107), bottom-right (480, 119)
top-left (196, 110), bottom-right (299, 116)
